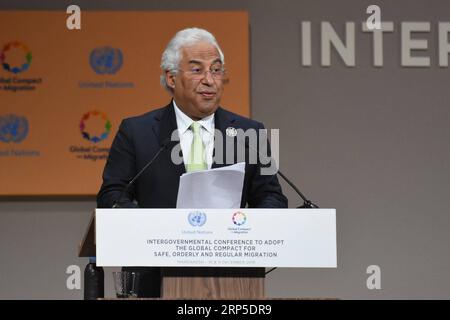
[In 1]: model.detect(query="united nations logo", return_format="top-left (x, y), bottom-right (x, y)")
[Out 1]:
top-left (89, 46), bottom-right (123, 75)
top-left (0, 114), bottom-right (29, 143)
top-left (188, 211), bottom-right (207, 227)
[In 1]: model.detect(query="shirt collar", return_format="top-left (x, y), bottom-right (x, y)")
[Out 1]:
top-left (173, 99), bottom-right (215, 135)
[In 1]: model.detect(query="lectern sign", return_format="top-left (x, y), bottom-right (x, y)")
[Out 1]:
top-left (96, 209), bottom-right (337, 268)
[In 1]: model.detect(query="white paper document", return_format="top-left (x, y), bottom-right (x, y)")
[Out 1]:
top-left (176, 162), bottom-right (245, 208)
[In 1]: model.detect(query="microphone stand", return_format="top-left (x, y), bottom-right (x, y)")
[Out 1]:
top-left (276, 170), bottom-right (319, 209)
top-left (242, 137), bottom-right (319, 275)
top-left (112, 138), bottom-right (171, 208)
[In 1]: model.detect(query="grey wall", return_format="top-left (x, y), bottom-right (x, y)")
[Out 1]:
top-left (1, 0), bottom-right (449, 299)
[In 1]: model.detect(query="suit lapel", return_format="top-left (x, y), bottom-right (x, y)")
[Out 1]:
top-left (153, 101), bottom-right (186, 177)
top-left (212, 107), bottom-right (236, 169)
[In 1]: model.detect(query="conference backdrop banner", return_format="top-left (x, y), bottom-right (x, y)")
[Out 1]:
top-left (0, 10), bottom-right (249, 196)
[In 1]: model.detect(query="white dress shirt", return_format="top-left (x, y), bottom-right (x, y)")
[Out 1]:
top-left (173, 100), bottom-right (215, 169)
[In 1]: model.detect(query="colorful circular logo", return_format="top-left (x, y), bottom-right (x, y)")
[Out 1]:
top-left (79, 110), bottom-right (112, 143)
top-left (0, 114), bottom-right (29, 143)
top-left (188, 211), bottom-right (207, 227)
top-left (90, 46), bottom-right (123, 75)
top-left (232, 211), bottom-right (247, 226)
top-left (0, 42), bottom-right (32, 74)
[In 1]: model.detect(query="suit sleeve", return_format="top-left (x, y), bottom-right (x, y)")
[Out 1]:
top-left (246, 122), bottom-right (288, 208)
top-left (96, 119), bottom-right (139, 208)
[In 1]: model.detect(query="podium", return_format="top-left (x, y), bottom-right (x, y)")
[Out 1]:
top-left (79, 208), bottom-right (336, 299)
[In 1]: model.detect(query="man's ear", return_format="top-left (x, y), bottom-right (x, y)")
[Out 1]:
top-left (166, 71), bottom-right (176, 89)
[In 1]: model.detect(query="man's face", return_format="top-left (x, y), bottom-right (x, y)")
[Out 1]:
top-left (166, 41), bottom-right (224, 120)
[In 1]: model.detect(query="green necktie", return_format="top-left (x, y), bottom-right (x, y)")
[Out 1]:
top-left (186, 121), bottom-right (207, 172)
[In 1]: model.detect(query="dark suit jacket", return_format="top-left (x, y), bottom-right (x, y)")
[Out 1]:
top-left (96, 102), bottom-right (287, 297)
top-left (97, 102), bottom-right (287, 209)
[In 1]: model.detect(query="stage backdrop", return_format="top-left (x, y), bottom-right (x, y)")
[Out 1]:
top-left (0, 10), bottom-right (249, 196)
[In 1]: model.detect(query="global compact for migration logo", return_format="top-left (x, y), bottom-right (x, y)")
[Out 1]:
top-left (228, 211), bottom-right (251, 234)
top-left (0, 41), bottom-right (43, 92)
top-left (232, 211), bottom-right (247, 226)
top-left (79, 110), bottom-right (112, 143)
top-left (0, 41), bottom-right (32, 74)
top-left (78, 46), bottom-right (134, 89)
top-left (69, 110), bottom-right (111, 162)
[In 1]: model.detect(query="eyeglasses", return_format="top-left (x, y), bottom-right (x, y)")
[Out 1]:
top-left (179, 65), bottom-right (226, 80)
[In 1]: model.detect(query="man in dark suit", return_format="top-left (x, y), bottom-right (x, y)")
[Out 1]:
top-left (97, 27), bottom-right (287, 297)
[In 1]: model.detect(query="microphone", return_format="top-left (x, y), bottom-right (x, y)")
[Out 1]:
top-left (241, 137), bottom-right (319, 209)
top-left (112, 137), bottom-right (172, 208)
top-left (237, 135), bottom-right (319, 277)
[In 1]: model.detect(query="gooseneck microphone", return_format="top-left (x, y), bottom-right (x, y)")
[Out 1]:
top-left (243, 139), bottom-right (319, 209)
top-left (276, 170), bottom-right (319, 208)
top-left (240, 137), bottom-right (319, 276)
top-left (112, 137), bottom-right (171, 208)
